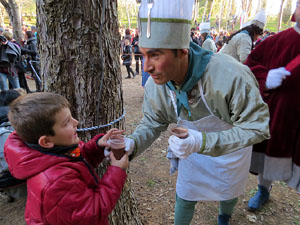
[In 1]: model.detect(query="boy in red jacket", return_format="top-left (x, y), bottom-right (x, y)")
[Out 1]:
top-left (4, 92), bottom-right (128, 225)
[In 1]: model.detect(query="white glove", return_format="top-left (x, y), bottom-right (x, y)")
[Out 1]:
top-left (266, 67), bottom-right (291, 89)
top-left (125, 138), bottom-right (135, 155)
top-left (168, 129), bottom-right (203, 159)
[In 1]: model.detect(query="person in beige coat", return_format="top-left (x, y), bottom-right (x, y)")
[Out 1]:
top-left (219, 9), bottom-right (266, 63)
top-left (199, 22), bottom-right (217, 52)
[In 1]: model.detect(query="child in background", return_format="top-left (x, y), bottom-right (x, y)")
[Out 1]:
top-left (0, 89), bottom-right (26, 202)
top-left (5, 92), bottom-right (128, 225)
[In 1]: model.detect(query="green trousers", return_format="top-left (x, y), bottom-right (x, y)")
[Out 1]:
top-left (174, 194), bottom-right (238, 225)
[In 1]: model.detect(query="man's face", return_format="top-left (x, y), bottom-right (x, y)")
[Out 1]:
top-left (140, 48), bottom-right (186, 85)
top-left (47, 107), bottom-right (79, 146)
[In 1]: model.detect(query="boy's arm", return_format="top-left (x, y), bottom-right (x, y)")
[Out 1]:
top-left (79, 134), bottom-right (105, 168)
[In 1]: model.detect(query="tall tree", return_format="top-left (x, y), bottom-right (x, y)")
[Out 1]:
top-left (282, 0), bottom-right (292, 24)
top-left (218, 0), bottom-right (226, 31)
top-left (225, 0), bottom-right (233, 30)
top-left (240, 0), bottom-right (253, 26)
top-left (278, 0), bottom-right (286, 31)
top-left (0, 0), bottom-right (23, 42)
top-left (202, 0), bottom-right (209, 22)
top-left (209, 0), bottom-right (215, 18)
top-left (36, 0), bottom-right (142, 224)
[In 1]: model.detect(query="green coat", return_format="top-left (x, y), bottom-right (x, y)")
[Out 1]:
top-left (129, 53), bottom-right (270, 159)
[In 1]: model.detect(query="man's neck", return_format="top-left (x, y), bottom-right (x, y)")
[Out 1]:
top-left (173, 54), bottom-right (189, 85)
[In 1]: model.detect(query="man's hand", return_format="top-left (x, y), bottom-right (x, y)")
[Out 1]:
top-left (168, 129), bottom-right (203, 159)
top-left (266, 67), bottom-right (291, 89)
top-left (124, 138), bottom-right (135, 155)
top-left (97, 128), bottom-right (125, 148)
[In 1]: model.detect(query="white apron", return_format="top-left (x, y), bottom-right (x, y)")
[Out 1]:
top-left (170, 81), bottom-right (252, 201)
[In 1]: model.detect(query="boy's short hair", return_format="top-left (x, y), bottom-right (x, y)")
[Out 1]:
top-left (8, 92), bottom-right (70, 144)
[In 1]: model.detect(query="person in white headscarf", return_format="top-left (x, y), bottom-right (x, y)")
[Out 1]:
top-left (219, 9), bottom-right (267, 63)
top-left (199, 22), bottom-right (217, 52)
top-left (123, 1), bottom-right (270, 225)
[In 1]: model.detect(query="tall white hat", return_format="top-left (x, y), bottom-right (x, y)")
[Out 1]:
top-left (251, 9), bottom-right (267, 29)
top-left (199, 22), bottom-right (210, 34)
top-left (138, 0), bottom-right (194, 49)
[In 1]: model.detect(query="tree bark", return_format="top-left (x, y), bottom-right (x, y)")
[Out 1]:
top-left (0, 0), bottom-right (23, 43)
top-left (36, 0), bottom-right (142, 224)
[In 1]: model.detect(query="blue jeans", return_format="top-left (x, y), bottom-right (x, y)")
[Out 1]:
top-left (0, 72), bottom-right (20, 90)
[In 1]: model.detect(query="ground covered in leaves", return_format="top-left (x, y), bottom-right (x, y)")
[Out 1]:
top-left (0, 68), bottom-right (299, 225)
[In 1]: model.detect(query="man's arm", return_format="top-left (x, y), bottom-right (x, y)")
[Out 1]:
top-left (128, 79), bottom-right (177, 159)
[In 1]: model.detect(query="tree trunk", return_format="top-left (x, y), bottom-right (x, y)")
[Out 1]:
top-left (278, 0), bottom-right (286, 31)
top-left (219, 0), bottom-right (226, 31)
top-left (0, 0), bottom-right (23, 43)
top-left (36, 0), bottom-right (142, 224)
top-left (202, 0), bottom-right (209, 22)
top-left (225, 0), bottom-right (233, 30)
top-left (126, 3), bottom-right (131, 29)
top-left (0, 7), bottom-right (5, 27)
top-left (209, 0), bottom-right (215, 18)
top-left (261, 0), bottom-right (267, 9)
top-left (192, 0), bottom-right (199, 24)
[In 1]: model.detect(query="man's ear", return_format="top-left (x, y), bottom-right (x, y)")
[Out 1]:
top-left (178, 49), bottom-right (189, 58)
top-left (38, 136), bottom-right (54, 148)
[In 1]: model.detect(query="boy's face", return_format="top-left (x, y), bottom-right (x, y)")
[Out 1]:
top-left (47, 107), bottom-right (79, 146)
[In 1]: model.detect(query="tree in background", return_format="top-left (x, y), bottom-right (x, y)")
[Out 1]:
top-left (282, 0), bottom-right (292, 24)
top-left (0, 0), bottom-right (23, 42)
top-left (278, 0), bottom-right (286, 31)
top-left (36, 0), bottom-right (142, 224)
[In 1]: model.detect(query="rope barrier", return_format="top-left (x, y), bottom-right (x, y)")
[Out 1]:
top-left (77, 108), bottom-right (126, 132)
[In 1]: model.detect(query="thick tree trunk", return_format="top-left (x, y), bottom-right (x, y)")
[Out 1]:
top-left (0, 0), bottom-right (23, 43)
top-left (36, 0), bottom-right (142, 224)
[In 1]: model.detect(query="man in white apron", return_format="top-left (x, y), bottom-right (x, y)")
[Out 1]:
top-left (124, 1), bottom-right (270, 224)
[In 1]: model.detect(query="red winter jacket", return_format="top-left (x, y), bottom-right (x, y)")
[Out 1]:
top-left (4, 132), bottom-right (127, 225)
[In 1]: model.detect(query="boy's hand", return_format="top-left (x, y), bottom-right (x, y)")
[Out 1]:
top-left (110, 151), bottom-right (129, 170)
top-left (97, 128), bottom-right (125, 148)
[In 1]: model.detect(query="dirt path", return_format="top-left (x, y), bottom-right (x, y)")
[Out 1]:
top-left (0, 68), bottom-right (299, 225)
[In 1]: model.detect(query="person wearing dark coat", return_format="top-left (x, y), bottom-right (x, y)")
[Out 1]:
top-left (132, 30), bottom-right (143, 75)
top-left (121, 39), bottom-right (135, 79)
top-left (24, 31), bottom-right (41, 92)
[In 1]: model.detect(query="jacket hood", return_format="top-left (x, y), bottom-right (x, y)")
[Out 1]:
top-left (4, 132), bottom-right (70, 180)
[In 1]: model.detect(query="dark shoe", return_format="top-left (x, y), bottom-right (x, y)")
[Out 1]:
top-left (135, 71), bottom-right (139, 75)
top-left (125, 76), bottom-right (131, 79)
top-left (218, 214), bottom-right (231, 225)
top-left (248, 184), bottom-right (270, 212)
